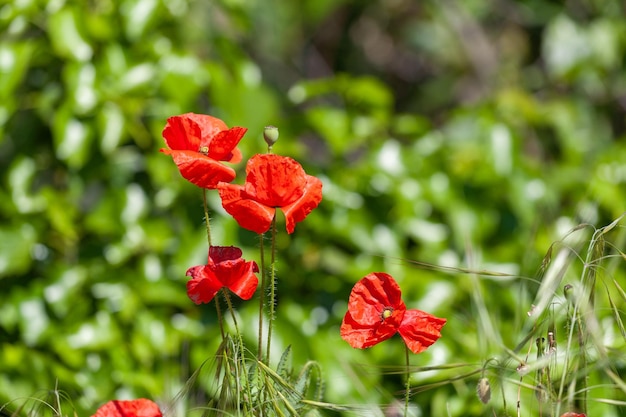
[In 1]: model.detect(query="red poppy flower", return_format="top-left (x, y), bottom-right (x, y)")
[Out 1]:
top-left (186, 246), bottom-right (259, 304)
top-left (91, 399), bottom-right (162, 417)
top-left (559, 413), bottom-right (586, 417)
top-left (340, 272), bottom-right (446, 354)
top-left (217, 154), bottom-right (323, 234)
top-left (161, 113), bottom-right (247, 189)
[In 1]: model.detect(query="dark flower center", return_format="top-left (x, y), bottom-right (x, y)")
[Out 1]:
top-left (380, 307), bottom-right (394, 322)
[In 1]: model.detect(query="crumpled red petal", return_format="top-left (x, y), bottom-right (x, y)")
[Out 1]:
top-left (347, 273), bottom-right (405, 325)
top-left (91, 399), bottom-right (162, 417)
top-left (209, 245), bottom-right (243, 263)
top-left (340, 273), bottom-right (406, 348)
top-left (282, 175), bottom-right (323, 234)
top-left (207, 127), bottom-right (247, 162)
top-left (218, 183), bottom-right (276, 234)
top-left (185, 113), bottom-right (228, 141)
top-left (244, 154), bottom-right (307, 207)
top-left (162, 114), bottom-right (204, 151)
top-left (398, 309), bottom-right (447, 354)
top-left (160, 149), bottom-right (236, 189)
top-left (186, 265), bottom-right (223, 304)
top-left (216, 257), bottom-right (259, 300)
top-left (186, 246), bottom-right (259, 303)
top-left (340, 309), bottom-right (400, 348)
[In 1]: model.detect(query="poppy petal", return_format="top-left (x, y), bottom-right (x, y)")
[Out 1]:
top-left (91, 399), bottom-right (162, 417)
top-left (398, 309), bottom-right (446, 354)
top-left (340, 309), bottom-right (400, 349)
top-left (281, 175), bottom-right (323, 233)
top-left (207, 127), bottom-right (247, 162)
top-left (185, 113), bottom-right (229, 144)
top-left (244, 154), bottom-right (306, 207)
top-left (219, 259), bottom-right (259, 300)
top-left (208, 246), bottom-right (243, 263)
top-left (347, 272), bottom-right (405, 326)
top-left (186, 266), bottom-right (222, 304)
top-left (160, 149), bottom-right (236, 189)
top-left (340, 273), bottom-right (406, 349)
top-left (162, 114), bottom-right (202, 151)
top-left (218, 183), bottom-right (275, 234)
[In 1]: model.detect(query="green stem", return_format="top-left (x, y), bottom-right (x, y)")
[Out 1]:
top-left (202, 189), bottom-right (224, 338)
top-left (258, 232), bottom-right (266, 361)
top-left (265, 216), bottom-right (277, 364)
top-left (214, 296), bottom-right (225, 340)
top-left (202, 188), bottom-right (212, 246)
top-left (404, 344), bottom-right (410, 417)
top-left (221, 289), bottom-right (251, 414)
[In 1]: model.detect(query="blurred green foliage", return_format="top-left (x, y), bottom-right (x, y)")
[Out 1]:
top-left (1, 0), bottom-right (625, 416)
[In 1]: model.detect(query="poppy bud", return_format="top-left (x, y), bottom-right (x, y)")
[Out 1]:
top-left (563, 284), bottom-right (574, 303)
top-left (263, 125), bottom-right (279, 148)
top-left (476, 377), bottom-right (491, 404)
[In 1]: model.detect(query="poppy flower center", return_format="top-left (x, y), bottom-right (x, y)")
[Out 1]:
top-left (381, 307), bottom-right (394, 321)
top-left (199, 146), bottom-right (209, 155)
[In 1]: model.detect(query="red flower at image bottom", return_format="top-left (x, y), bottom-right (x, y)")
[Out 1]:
top-left (218, 153), bottom-right (323, 234)
top-left (91, 399), bottom-right (162, 417)
top-left (186, 246), bottom-right (259, 304)
top-left (161, 113), bottom-right (247, 189)
top-left (340, 272), bottom-right (446, 354)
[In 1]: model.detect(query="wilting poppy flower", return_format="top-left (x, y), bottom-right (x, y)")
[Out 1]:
top-left (91, 399), bottom-right (162, 417)
top-left (186, 246), bottom-right (259, 304)
top-left (161, 113), bottom-right (247, 189)
top-left (217, 154), bottom-right (323, 234)
top-left (340, 272), bottom-right (446, 354)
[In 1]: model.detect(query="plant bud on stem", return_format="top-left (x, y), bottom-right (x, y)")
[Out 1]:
top-left (263, 125), bottom-right (279, 149)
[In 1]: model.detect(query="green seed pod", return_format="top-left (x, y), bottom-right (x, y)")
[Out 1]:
top-left (476, 377), bottom-right (491, 404)
top-left (564, 284), bottom-right (574, 303)
top-left (263, 125), bottom-right (279, 148)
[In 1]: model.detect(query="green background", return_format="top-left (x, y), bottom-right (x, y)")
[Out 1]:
top-left (1, 0), bottom-right (625, 415)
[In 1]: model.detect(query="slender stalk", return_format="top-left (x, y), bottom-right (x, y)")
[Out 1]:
top-left (404, 344), bottom-right (410, 417)
top-left (221, 288), bottom-right (252, 414)
top-left (201, 189), bottom-right (224, 338)
top-left (215, 296), bottom-right (225, 340)
top-left (258, 232), bottom-right (266, 361)
top-left (266, 216), bottom-right (278, 364)
top-left (202, 188), bottom-right (212, 246)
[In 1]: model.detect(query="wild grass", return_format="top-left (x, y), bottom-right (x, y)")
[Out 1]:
top-left (3, 215), bottom-right (625, 417)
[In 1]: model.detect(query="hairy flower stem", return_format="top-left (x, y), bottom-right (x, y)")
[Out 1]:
top-left (404, 344), bottom-right (410, 417)
top-left (265, 217), bottom-right (278, 364)
top-left (202, 188), bottom-right (212, 247)
top-left (214, 297), bottom-right (225, 340)
top-left (258, 233), bottom-right (266, 361)
top-left (221, 288), bottom-right (252, 413)
top-left (202, 189), bottom-right (225, 339)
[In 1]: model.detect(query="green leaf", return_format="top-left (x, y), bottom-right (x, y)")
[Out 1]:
top-left (48, 6), bottom-right (93, 61)
top-left (0, 223), bottom-right (37, 278)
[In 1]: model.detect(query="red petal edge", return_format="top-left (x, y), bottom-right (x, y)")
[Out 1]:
top-left (218, 183), bottom-right (275, 234)
top-left (91, 399), bottom-right (162, 417)
top-left (398, 309), bottom-right (446, 354)
top-left (161, 149), bottom-right (236, 189)
top-left (281, 175), bottom-right (323, 233)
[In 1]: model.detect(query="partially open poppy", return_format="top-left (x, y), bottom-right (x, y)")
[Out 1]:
top-left (161, 113), bottom-right (247, 189)
top-left (186, 246), bottom-right (259, 304)
top-left (340, 272), bottom-right (446, 354)
top-left (91, 399), bottom-right (162, 417)
top-left (217, 153), bottom-right (323, 234)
